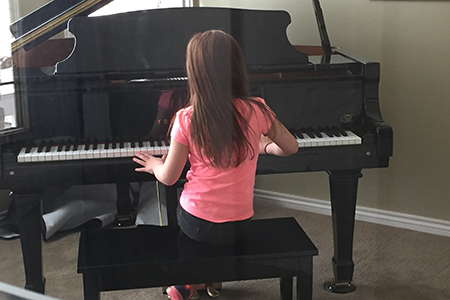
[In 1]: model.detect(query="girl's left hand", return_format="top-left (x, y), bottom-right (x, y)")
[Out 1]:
top-left (133, 152), bottom-right (167, 174)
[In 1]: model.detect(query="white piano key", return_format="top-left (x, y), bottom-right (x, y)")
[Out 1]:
top-left (132, 141), bottom-right (141, 154)
top-left (37, 148), bottom-right (48, 162)
top-left (153, 141), bottom-right (162, 155)
top-left (341, 135), bottom-right (350, 145)
top-left (73, 145), bottom-right (84, 160)
top-left (315, 136), bottom-right (325, 147)
top-left (47, 146), bottom-right (59, 161)
top-left (99, 144), bottom-right (108, 158)
top-left (79, 145), bottom-right (88, 159)
top-left (309, 136), bottom-right (318, 147)
top-left (122, 142), bottom-right (132, 157)
top-left (298, 133), bottom-right (312, 148)
top-left (327, 136), bottom-right (338, 146)
top-left (106, 144), bottom-right (115, 158)
top-left (30, 147), bottom-right (40, 162)
top-left (58, 146), bottom-right (67, 161)
top-left (346, 131), bottom-right (362, 145)
top-left (17, 147), bottom-right (27, 163)
top-left (143, 141), bottom-right (152, 153)
top-left (119, 144), bottom-right (127, 157)
top-left (320, 134), bottom-right (332, 146)
top-left (86, 144), bottom-right (95, 159)
top-left (60, 145), bottom-right (72, 160)
top-left (161, 141), bottom-right (170, 154)
top-left (113, 143), bottom-right (122, 158)
top-left (127, 142), bottom-right (136, 157)
top-left (93, 143), bottom-right (104, 159)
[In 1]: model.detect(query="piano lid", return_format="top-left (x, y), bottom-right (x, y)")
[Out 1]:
top-left (54, 7), bottom-right (310, 78)
top-left (10, 0), bottom-right (114, 52)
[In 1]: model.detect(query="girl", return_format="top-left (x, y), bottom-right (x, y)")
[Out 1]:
top-left (133, 30), bottom-right (298, 300)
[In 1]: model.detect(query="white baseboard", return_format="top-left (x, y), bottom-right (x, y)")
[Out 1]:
top-left (254, 189), bottom-right (450, 237)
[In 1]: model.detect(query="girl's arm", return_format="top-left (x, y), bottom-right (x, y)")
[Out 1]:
top-left (260, 118), bottom-right (298, 157)
top-left (133, 136), bottom-right (188, 186)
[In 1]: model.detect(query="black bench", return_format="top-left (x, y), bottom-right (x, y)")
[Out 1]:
top-left (77, 217), bottom-right (318, 300)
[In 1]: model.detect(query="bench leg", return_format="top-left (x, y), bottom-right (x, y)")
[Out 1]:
top-left (83, 273), bottom-right (100, 300)
top-left (296, 257), bottom-right (313, 300)
top-left (280, 276), bottom-right (293, 300)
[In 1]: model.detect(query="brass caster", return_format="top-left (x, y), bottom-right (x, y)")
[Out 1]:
top-left (324, 279), bottom-right (356, 294)
top-left (207, 286), bottom-right (220, 297)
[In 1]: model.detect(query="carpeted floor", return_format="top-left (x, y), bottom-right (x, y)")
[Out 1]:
top-left (1, 199), bottom-right (450, 300)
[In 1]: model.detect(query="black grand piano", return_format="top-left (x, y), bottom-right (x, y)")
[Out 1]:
top-left (0, 0), bottom-right (393, 295)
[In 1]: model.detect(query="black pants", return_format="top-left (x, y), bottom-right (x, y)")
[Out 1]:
top-left (177, 206), bottom-right (250, 245)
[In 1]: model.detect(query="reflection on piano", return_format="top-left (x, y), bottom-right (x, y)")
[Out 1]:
top-left (0, 0), bottom-right (392, 295)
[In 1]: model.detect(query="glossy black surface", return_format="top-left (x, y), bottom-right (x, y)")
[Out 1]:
top-left (78, 217), bottom-right (318, 300)
top-left (10, 0), bottom-right (113, 51)
top-left (55, 7), bottom-right (309, 77)
top-left (0, 3), bottom-right (393, 295)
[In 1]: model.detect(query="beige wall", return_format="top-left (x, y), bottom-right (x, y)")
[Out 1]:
top-left (201, 0), bottom-right (450, 222)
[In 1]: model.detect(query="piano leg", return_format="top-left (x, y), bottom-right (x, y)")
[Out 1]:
top-left (11, 190), bottom-right (45, 294)
top-left (114, 182), bottom-right (136, 227)
top-left (156, 181), bottom-right (179, 227)
top-left (324, 169), bottom-right (362, 294)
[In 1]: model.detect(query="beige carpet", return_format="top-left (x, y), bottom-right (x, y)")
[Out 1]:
top-left (1, 200), bottom-right (450, 300)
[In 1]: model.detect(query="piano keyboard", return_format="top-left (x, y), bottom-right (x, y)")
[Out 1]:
top-left (16, 127), bottom-right (361, 163)
top-left (290, 126), bottom-right (361, 148)
top-left (17, 140), bottom-right (169, 163)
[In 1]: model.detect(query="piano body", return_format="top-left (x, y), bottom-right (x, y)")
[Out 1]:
top-left (0, 0), bottom-right (393, 295)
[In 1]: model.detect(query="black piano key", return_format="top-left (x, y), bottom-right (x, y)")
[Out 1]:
top-left (110, 137), bottom-right (115, 149)
top-left (323, 126), bottom-right (336, 137)
top-left (332, 126), bottom-right (348, 136)
top-left (318, 127), bottom-right (334, 138)
top-left (65, 139), bottom-right (73, 151)
top-left (25, 141), bottom-right (35, 153)
top-left (329, 127), bottom-right (341, 137)
top-left (92, 138), bottom-right (98, 150)
top-left (37, 140), bottom-right (46, 152)
top-left (301, 127), bottom-right (315, 139)
top-left (327, 126), bottom-right (338, 136)
top-left (104, 138), bottom-right (110, 149)
top-left (292, 128), bottom-right (304, 139)
top-left (73, 139), bottom-right (79, 151)
top-left (57, 139), bottom-right (65, 152)
top-left (84, 138), bottom-right (90, 151)
top-left (307, 127), bottom-right (322, 138)
top-left (45, 140), bottom-right (53, 152)
top-left (289, 128), bottom-right (301, 139)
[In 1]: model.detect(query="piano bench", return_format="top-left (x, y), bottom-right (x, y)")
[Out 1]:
top-left (77, 217), bottom-right (318, 300)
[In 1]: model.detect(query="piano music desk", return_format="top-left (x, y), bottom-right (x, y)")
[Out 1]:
top-left (77, 217), bottom-right (318, 300)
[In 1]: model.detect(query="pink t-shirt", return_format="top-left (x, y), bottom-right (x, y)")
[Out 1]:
top-left (171, 97), bottom-right (274, 223)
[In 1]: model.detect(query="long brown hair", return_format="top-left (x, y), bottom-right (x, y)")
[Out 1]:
top-left (186, 30), bottom-right (272, 169)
